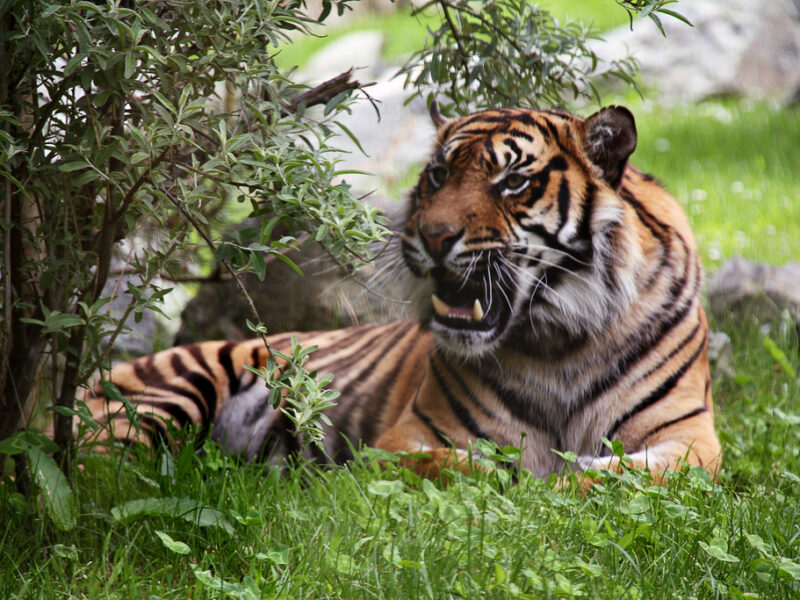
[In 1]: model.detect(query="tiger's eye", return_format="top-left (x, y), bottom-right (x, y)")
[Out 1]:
top-left (428, 165), bottom-right (448, 188)
top-left (503, 173), bottom-right (528, 192)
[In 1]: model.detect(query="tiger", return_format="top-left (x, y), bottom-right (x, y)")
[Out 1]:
top-left (79, 103), bottom-right (722, 482)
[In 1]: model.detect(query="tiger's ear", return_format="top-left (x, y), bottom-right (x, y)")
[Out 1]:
top-left (583, 106), bottom-right (637, 190)
top-left (429, 99), bottom-right (447, 129)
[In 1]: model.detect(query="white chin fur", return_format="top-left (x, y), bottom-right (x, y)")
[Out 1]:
top-left (431, 321), bottom-right (502, 357)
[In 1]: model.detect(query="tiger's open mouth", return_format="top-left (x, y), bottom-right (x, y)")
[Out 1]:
top-left (428, 267), bottom-right (512, 335)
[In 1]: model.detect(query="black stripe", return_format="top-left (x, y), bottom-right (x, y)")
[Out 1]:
top-left (354, 327), bottom-right (420, 446)
top-left (515, 153), bottom-right (537, 169)
top-left (575, 182), bottom-right (596, 243)
top-left (186, 344), bottom-right (215, 379)
top-left (137, 399), bottom-right (194, 428)
top-left (457, 113), bottom-right (514, 128)
top-left (620, 187), bottom-right (671, 246)
top-left (606, 333), bottom-right (707, 439)
top-left (504, 137), bottom-right (523, 160)
top-left (334, 325), bottom-right (410, 396)
top-left (566, 294), bottom-right (698, 422)
top-left (637, 322), bottom-right (701, 384)
top-left (483, 139), bottom-right (498, 165)
top-left (543, 119), bottom-right (570, 153)
top-left (430, 354), bottom-right (492, 441)
top-left (566, 220), bottom-right (701, 421)
top-left (452, 126), bottom-right (503, 138)
top-left (641, 406), bottom-right (707, 443)
top-left (329, 324), bottom-right (419, 453)
top-left (508, 112), bottom-right (550, 138)
top-left (547, 155), bottom-right (568, 172)
top-left (479, 369), bottom-right (559, 439)
top-left (557, 176), bottom-right (570, 230)
top-left (218, 342), bottom-right (239, 396)
top-left (515, 221), bottom-right (583, 261)
top-left (317, 321), bottom-right (408, 376)
top-left (411, 382), bottom-right (452, 447)
top-left (170, 353), bottom-right (214, 422)
top-left (136, 414), bottom-right (170, 447)
top-left (132, 360), bottom-right (207, 423)
top-left (508, 128), bottom-right (534, 142)
top-left (439, 357), bottom-right (495, 420)
top-left (541, 108), bottom-right (572, 119)
top-left (244, 346), bottom-right (261, 390)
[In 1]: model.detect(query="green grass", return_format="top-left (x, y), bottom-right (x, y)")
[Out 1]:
top-left (629, 98), bottom-right (800, 268)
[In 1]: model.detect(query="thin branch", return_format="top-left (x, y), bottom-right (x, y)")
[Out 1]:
top-left (282, 68), bottom-right (373, 115)
top-left (112, 146), bottom-right (170, 221)
top-left (107, 268), bottom-right (230, 283)
top-left (439, 0), bottom-right (530, 59)
top-left (439, 1), bottom-right (471, 105)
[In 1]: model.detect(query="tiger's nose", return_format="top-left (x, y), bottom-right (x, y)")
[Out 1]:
top-left (419, 225), bottom-right (464, 261)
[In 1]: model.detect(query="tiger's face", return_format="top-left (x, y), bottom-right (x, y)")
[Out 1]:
top-left (402, 105), bottom-right (639, 357)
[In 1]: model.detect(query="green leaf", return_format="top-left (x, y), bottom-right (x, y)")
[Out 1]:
top-left (367, 479), bottom-right (403, 497)
top-left (326, 552), bottom-right (357, 575)
top-left (155, 530), bottom-right (191, 555)
top-left (777, 559), bottom-right (800, 581)
top-left (255, 543), bottom-right (289, 565)
top-left (27, 445), bottom-right (77, 531)
top-left (699, 538), bottom-right (739, 563)
top-left (763, 337), bottom-right (796, 377)
top-left (58, 161), bottom-right (89, 172)
top-left (744, 533), bottom-right (773, 557)
top-left (99, 380), bottom-right (139, 434)
top-left (769, 408), bottom-right (800, 426)
top-left (334, 120), bottom-right (368, 156)
top-left (123, 52), bottom-right (137, 79)
top-left (251, 251), bottom-right (267, 281)
top-left (111, 497), bottom-right (234, 535)
top-left (25, 311), bottom-right (85, 335)
top-left (271, 251), bottom-right (304, 276)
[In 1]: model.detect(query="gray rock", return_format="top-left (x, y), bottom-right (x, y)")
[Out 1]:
top-left (330, 71), bottom-right (436, 193)
top-left (593, 0), bottom-right (800, 104)
top-left (707, 257), bottom-right (800, 332)
top-left (707, 330), bottom-right (735, 377)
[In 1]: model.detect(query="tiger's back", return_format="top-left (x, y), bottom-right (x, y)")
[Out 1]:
top-left (81, 104), bottom-right (721, 480)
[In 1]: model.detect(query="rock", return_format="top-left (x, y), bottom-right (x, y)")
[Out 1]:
top-left (707, 257), bottom-right (800, 332)
top-left (329, 72), bottom-right (436, 193)
top-left (707, 330), bottom-right (735, 378)
top-left (593, 0), bottom-right (800, 104)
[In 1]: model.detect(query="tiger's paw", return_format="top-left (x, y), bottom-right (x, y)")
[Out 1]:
top-left (396, 446), bottom-right (476, 484)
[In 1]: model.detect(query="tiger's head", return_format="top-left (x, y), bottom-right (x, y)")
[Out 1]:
top-left (402, 104), bottom-right (642, 358)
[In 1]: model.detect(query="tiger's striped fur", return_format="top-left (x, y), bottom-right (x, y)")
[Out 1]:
top-left (80, 104), bottom-right (721, 480)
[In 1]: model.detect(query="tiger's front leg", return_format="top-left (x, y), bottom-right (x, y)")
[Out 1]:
top-left (572, 397), bottom-right (722, 486)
